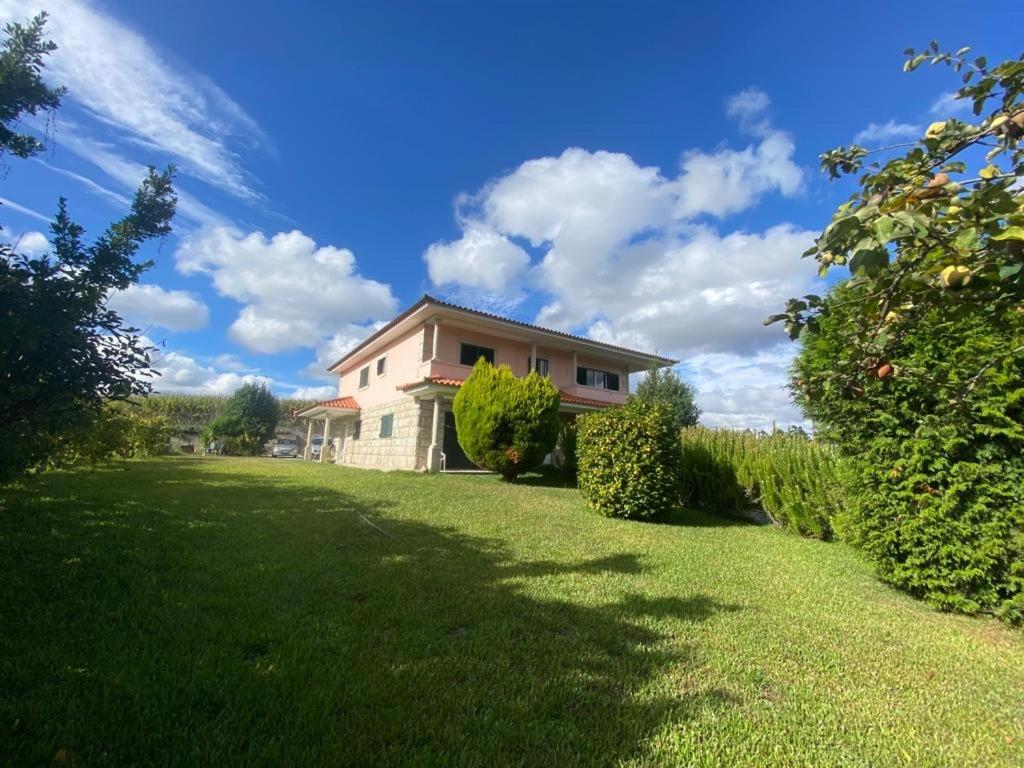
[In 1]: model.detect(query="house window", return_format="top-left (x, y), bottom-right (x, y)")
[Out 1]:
top-left (529, 357), bottom-right (549, 376)
top-left (358, 366), bottom-right (369, 388)
top-left (352, 419), bottom-right (361, 440)
top-left (376, 356), bottom-right (387, 376)
top-left (460, 342), bottom-right (495, 367)
top-left (576, 366), bottom-right (620, 391)
top-left (379, 413), bottom-right (394, 438)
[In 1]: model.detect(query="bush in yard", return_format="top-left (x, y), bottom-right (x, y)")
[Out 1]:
top-left (205, 383), bottom-right (280, 456)
top-left (50, 402), bottom-right (174, 468)
top-left (576, 402), bottom-right (682, 520)
top-left (453, 360), bottom-right (561, 481)
top-left (555, 419), bottom-right (578, 478)
top-left (680, 426), bottom-right (843, 538)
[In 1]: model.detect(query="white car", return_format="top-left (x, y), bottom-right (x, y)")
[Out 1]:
top-left (272, 436), bottom-right (299, 458)
top-left (310, 436), bottom-right (324, 461)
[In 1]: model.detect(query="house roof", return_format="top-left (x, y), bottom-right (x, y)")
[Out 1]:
top-left (396, 376), bottom-right (616, 410)
top-left (328, 294), bottom-right (678, 373)
top-left (295, 396), bottom-right (360, 418)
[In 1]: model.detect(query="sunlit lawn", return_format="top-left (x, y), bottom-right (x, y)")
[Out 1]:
top-left (1, 457), bottom-right (1022, 767)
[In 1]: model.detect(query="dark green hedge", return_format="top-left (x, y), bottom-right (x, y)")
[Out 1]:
top-left (794, 285), bottom-right (1024, 624)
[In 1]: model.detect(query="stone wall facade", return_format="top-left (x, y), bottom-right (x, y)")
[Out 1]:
top-left (336, 395), bottom-right (431, 471)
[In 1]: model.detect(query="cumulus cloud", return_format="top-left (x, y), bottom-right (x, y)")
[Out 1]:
top-left (107, 283), bottom-right (210, 332)
top-left (176, 227), bottom-right (397, 355)
top-left (2, 228), bottom-right (50, 256)
top-left (683, 345), bottom-right (808, 431)
top-left (422, 89), bottom-right (816, 429)
top-left (853, 120), bottom-right (920, 144)
top-left (147, 343), bottom-right (273, 395)
top-left (424, 222), bottom-right (530, 293)
top-left (0, 0), bottom-right (265, 201)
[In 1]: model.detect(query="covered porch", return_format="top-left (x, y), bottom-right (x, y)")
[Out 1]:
top-left (295, 397), bottom-right (360, 464)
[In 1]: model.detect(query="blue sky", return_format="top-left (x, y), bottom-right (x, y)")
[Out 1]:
top-left (1, 0), bottom-right (1019, 428)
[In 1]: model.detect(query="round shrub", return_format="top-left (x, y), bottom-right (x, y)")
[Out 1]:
top-left (576, 401), bottom-right (682, 520)
top-left (453, 360), bottom-right (561, 481)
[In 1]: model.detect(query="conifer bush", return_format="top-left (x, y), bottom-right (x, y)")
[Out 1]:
top-left (680, 427), bottom-right (843, 538)
top-left (576, 402), bottom-right (682, 520)
top-left (452, 360), bottom-right (561, 481)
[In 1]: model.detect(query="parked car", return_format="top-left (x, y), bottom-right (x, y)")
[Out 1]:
top-left (272, 436), bottom-right (299, 458)
top-left (310, 435), bottom-right (324, 461)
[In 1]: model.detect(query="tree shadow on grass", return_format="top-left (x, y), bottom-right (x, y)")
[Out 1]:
top-left (0, 458), bottom-right (742, 767)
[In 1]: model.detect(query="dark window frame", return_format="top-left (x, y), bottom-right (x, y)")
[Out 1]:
top-left (376, 356), bottom-right (387, 376)
top-left (576, 366), bottom-right (620, 391)
top-left (528, 356), bottom-right (550, 376)
top-left (459, 342), bottom-right (495, 367)
top-left (352, 419), bottom-right (361, 440)
top-left (379, 413), bottom-right (394, 439)
top-left (358, 366), bottom-right (369, 389)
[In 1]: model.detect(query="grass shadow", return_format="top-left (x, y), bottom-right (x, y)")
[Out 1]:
top-left (0, 458), bottom-right (741, 767)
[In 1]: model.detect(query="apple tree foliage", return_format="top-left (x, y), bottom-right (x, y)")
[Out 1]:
top-left (770, 42), bottom-right (1023, 398)
top-left (780, 44), bottom-right (1024, 623)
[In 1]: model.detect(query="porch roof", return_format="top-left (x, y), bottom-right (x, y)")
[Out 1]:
top-left (296, 396), bottom-right (360, 419)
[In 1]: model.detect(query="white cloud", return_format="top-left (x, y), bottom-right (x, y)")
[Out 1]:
top-left (853, 120), bottom-right (920, 144)
top-left (0, 196), bottom-right (50, 223)
top-left (424, 222), bottom-right (530, 293)
top-left (304, 325), bottom-right (384, 380)
top-left (930, 91), bottom-right (970, 116)
top-left (0, 0), bottom-right (265, 201)
top-left (2, 228), bottom-right (50, 256)
top-left (422, 90), bottom-right (816, 429)
top-left (176, 227), bottom-right (397, 355)
top-left (288, 385), bottom-right (336, 400)
top-left (34, 158), bottom-right (132, 209)
top-left (55, 129), bottom-right (228, 227)
top-left (682, 345), bottom-right (808, 431)
top-left (674, 130), bottom-right (803, 218)
top-left (147, 343), bottom-right (273, 395)
top-left (725, 87), bottom-right (772, 135)
top-left (107, 283), bottom-right (210, 332)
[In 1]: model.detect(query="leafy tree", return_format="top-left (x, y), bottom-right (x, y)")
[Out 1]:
top-left (630, 361), bottom-right (701, 429)
top-left (205, 383), bottom-right (280, 456)
top-left (770, 43), bottom-right (1023, 397)
top-left (770, 44), bottom-right (1024, 623)
top-left (0, 13), bottom-right (65, 159)
top-left (452, 359), bottom-right (561, 481)
top-left (0, 14), bottom-right (177, 483)
top-left (793, 282), bottom-right (1023, 623)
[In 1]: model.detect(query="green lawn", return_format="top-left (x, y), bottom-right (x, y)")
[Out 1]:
top-left (1, 458), bottom-right (1022, 767)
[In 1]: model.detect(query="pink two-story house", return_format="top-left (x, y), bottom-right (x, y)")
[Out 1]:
top-left (297, 295), bottom-right (675, 471)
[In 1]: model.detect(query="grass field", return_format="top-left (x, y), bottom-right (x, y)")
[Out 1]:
top-left (1, 457), bottom-right (1022, 767)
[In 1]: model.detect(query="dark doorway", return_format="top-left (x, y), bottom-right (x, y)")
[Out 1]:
top-left (443, 410), bottom-right (476, 470)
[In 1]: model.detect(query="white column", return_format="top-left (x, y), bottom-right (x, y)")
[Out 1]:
top-left (431, 318), bottom-right (440, 361)
top-left (304, 419), bottom-right (313, 461)
top-left (427, 396), bottom-right (442, 473)
top-left (320, 417), bottom-right (331, 463)
top-left (530, 341), bottom-right (537, 374)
